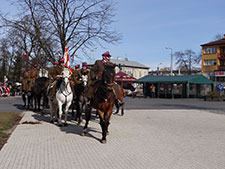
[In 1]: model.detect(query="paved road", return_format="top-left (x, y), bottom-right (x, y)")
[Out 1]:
top-left (0, 97), bottom-right (225, 169)
top-left (0, 96), bottom-right (24, 113)
top-left (0, 96), bottom-right (225, 114)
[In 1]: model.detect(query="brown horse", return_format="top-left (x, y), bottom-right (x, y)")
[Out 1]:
top-left (114, 85), bottom-right (124, 116)
top-left (82, 64), bottom-right (116, 143)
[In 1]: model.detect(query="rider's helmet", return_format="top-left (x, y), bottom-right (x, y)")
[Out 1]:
top-left (82, 62), bottom-right (87, 67)
top-left (75, 64), bottom-right (80, 70)
top-left (102, 51), bottom-right (111, 62)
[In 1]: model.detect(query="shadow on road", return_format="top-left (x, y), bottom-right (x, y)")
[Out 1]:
top-left (31, 110), bottom-right (102, 143)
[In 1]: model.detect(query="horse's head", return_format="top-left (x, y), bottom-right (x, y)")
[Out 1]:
top-left (61, 68), bottom-right (71, 86)
top-left (81, 74), bottom-right (88, 86)
top-left (102, 64), bottom-right (116, 90)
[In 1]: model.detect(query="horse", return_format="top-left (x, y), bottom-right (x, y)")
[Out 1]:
top-left (114, 84), bottom-right (125, 116)
top-left (31, 77), bottom-right (49, 113)
top-left (74, 73), bottom-right (89, 125)
top-left (55, 68), bottom-right (73, 126)
top-left (22, 90), bottom-right (33, 109)
top-left (82, 64), bottom-right (116, 143)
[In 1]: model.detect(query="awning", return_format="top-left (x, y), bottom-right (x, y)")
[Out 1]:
top-left (134, 75), bottom-right (214, 84)
top-left (115, 71), bottom-right (136, 83)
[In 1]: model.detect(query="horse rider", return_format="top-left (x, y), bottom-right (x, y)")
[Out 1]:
top-left (47, 59), bottom-right (64, 97)
top-left (86, 51), bottom-right (123, 105)
top-left (72, 62), bottom-right (91, 86)
top-left (30, 64), bottom-right (39, 88)
top-left (72, 64), bottom-right (80, 84)
top-left (22, 68), bottom-right (32, 93)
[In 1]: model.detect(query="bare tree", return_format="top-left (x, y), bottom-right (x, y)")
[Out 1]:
top-left (16, 0), bottom-right (121, 60)
top-left (213, 33), bottom-right (224, 41)
top-left (175, 49), bottom-right (200, 74)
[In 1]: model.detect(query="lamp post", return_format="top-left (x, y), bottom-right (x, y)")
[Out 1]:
top-left (157, 63), bottom-right (162, 76)
top-left (165, 47), bottom-right (173, 76)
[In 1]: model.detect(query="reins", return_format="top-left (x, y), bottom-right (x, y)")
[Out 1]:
top-left (59, 77), bottom-right (72, 103)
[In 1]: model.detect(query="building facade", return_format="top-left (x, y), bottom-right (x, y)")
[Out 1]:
top-left (111, 57), bottom-right (149, 79)
top-left (201, 34), bottom-right (225, 82)
top-left (88, 57), bottom-right (149, 79)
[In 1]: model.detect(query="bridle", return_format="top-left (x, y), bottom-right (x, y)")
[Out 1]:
top-left (59, 74), bottom-right (72, 103)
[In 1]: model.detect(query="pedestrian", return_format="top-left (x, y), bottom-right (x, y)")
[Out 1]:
top-left (216, 83), bottom-right (224, 96)
top-left (150, 84), bottom-right (156, 98)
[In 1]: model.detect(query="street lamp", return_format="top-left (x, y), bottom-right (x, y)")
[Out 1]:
top-left (165, 47), bottom-right (173, 76)
top-left (157, 63), bottom-right (162, 75)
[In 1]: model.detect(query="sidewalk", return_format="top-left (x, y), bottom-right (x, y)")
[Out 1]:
top-left (1, 109), bottom-right (225, 169)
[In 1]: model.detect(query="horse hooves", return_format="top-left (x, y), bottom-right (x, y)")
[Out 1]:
top-left (50, 120), bottom-right (54, 124)
top-left (101, 139), bottom-right (107, 144)
top-left (81, 132), bottom-right (86, 136)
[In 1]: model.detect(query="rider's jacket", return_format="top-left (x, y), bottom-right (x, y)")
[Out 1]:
top-left (90, 60), bottom-right (114, 82)
top-left (48, 64), bottom-right (64, 81)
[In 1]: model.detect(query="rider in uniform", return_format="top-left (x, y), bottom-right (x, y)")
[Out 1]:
top-left (30, 64), bottom-right (39, 88)
top-left (47, 59), bottom-right (64, 97)
top-left (73, 62), bottom-right (91, 86)
top-left (22, 68), bottom-right (32, 93)
top-left (87, 51), bottom-right (122, 105)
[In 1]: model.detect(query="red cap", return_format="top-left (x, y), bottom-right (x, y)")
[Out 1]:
top-left (59, 59), bottom-right (64, 63)
top-left (82, 62), bottom-right (87, 67)
top-left (33, 65), bottom-right (37, 68)
top-left (27, 68), bottom-right (30, 71)
top-left (102, 51), bottom-right (111, 57)
top-left (75, 64), bottom-right (80, 69)
top-left (53, 61), bottom-right (57, 65)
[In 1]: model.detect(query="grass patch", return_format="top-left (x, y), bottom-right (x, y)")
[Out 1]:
top-left (0, 112), bottom-right (22, 150)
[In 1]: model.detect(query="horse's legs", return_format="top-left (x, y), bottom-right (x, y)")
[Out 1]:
top-left (77, 96), bottom-right (84, 125)
top-left (82, 107), bottom-right (92, 136)
top-left (100, 110), bottom-right (112, 143)
top-left (58, 101), bottom-right (63, 126)
top-left (121, 103), bottom-right (124, 116)
top-left (64, 101), bottom-right (72, 126)
top-left (49, 99), bottom-right (54, 123)
top-left (22, 92), bottom-right (26, 108)
top-left (34, 97), bottom-right (37, 111)
top-left (37, 96), bottom-right (41, 112)
top-left (114, 99), bottom-right (119, 114)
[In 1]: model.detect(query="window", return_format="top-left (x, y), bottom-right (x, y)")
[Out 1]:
top-left (204, 47), bottom-right (217, 54)
top-left (204, 59), bottom-right (217, 66)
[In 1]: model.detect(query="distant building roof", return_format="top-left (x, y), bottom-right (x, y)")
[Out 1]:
top-left (110, 58), bottom-right (149, 69)
top-left (88, 57), bottom-right (149, 69)
top-left (135, 75), bottom-right (214, 84)
top-left (201, 35), bottom-right (225, 47)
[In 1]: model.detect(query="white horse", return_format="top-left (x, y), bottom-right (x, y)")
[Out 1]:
top-left (48, 68), bottom-right (73, 126)
top-left (56, 68), bottom-right (73, 126)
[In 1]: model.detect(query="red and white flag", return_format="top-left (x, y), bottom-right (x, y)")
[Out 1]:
top-left (64, 46), bottom-right (70, 67)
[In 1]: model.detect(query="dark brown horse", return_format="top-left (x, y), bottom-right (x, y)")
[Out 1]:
top-left (114, 85), bottom-right (124, 116)
top-left (82, 64), bottom-right (116, 143)
top-left (31, 77), bottom-right (49, 114)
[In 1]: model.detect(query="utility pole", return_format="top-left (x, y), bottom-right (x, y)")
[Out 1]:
top-left (166, 47), bottom-right (173, 75)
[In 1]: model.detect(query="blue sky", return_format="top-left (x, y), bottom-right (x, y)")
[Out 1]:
top-left (1, 0), bottom-right (225, 70)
